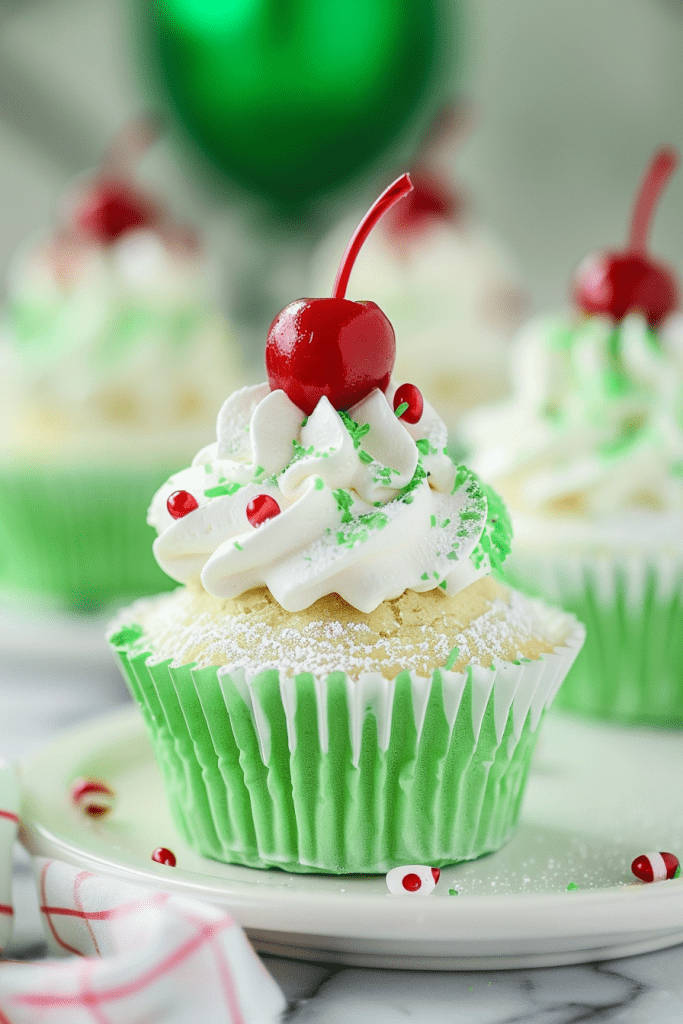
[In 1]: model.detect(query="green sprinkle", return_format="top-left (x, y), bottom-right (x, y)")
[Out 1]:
top-left (234, 541), bottom-right (243, 550)
top-left (447, 551), bottom-right (459, 560)
top-left (333, 488), bottom-right (354, 524)
top-left (420, 572), bottom-right (429, 580)
top-left (448, 888), bottom-right (459, 896)
top-left (675, 865), bottom-right (681, 879)
top-left (415, 438), bottom-right (431, 455)
top-left (204, 463), bottom-right (212, 474)
top-left (291, 439), bottom-right (314, 464)
top-left (395, 401), bottom-right (409, 418)
top-left (338, 410), bottom-right (371, 448)
top-left (301, 415), bottom-right (308, 427)
top-left (205, 482), bottom-right (243, 498)
top-left (441, 519), bottom-right (450, 527)
top-left (110, 624), bottom-right (143, 647)
top-left (430, 515), bottom-right (436, 527)
top-left (444, 646), bottom-right (459, 669)
top-left (433, 571), bottom-right (439, 579)
top-left (566, 882), bottom-right (579, 891)
top-left (358, 449), bottom-right (374, 465)
top-left (314, 477), bottom-right (324, 491)
top-left (439, 580), bottom-right (447, 589)
top-left (254, 465), bottom-right (265, 477)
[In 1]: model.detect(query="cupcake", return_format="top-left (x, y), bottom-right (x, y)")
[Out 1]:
top-left (462, 148), bottom-right (683, 727)
top-left (310, 113), bottom-right (526, 433)
top-left (0, 127), bottom-right (244, 611)
top-left (109, 175), bottom-right (583, 874)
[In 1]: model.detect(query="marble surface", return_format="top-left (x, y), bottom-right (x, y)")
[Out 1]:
top-left (2, 608), bottom-right (683, 1023)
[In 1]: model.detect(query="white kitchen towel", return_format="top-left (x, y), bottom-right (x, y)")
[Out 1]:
top-left (0, 764), bottom-right (285, 1024)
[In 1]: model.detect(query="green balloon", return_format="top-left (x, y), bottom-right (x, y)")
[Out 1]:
top-left (143, 0), bottom-right (460, 214)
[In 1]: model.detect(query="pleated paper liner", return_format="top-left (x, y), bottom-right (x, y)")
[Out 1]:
top-left (503, 551), bottom-right (683, 727)
top-left (110, 602), bottom-right (584, 874)
top-left (0, 465), bottom-right (176, 613)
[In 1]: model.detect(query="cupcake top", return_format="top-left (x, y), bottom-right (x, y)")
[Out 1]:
top-left (148, 380), bottom-right (510, 613)
top-left (0, 139), bottom-right (242, 464)
top-left (462, 312), bottom-right (683, 519)
top-left (148, 174), bottom-right (512, 614)
top-left (462, 147), bottom-right (683, 547)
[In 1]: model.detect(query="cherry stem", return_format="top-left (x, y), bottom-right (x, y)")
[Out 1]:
top-left (332, 173), bottom-right (413, 299)
top-left (103, 116), bottom-right (159, 176)
top-left (628, 147), bottom-right (679, 254)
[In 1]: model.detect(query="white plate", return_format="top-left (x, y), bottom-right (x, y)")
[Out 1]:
top-left (19, 705), bottom-right (683, 971)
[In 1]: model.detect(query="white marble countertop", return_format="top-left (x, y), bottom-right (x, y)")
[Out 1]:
top-left (2, 606), bottom-right (683, 1023)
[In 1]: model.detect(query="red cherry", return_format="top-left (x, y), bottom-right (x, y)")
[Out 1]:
top-left (401, 872), bottom-right (422, 892)
top-left (431, 867), bottom-right (440, 884)
top-left (386, 169), bottom-right (464, 238)
top-left (266, 174), bottom-right (413, 414)
top-left (393, 383), bottom-right (424, 424)
top-left (167, 490), bottom-right (199, 519)
top-left (573, 148), bottom-right (679, 327)
top-left (246, 494), bottom-right (281, 527)
top-left (76, 178), bottom-right (157, 242)
top-left (152, 847), bottom-right (176, 867)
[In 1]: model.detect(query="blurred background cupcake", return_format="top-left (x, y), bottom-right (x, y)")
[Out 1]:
top-left (0, 123), bottom-right (245, 612)
top-left (462, 148), bottom-right (683, 727)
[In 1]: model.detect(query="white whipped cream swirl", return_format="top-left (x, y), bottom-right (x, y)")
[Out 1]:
top-left (462, 313), bottom-right (683, 517)
top-left (148, 383), bottom-right (505, 613)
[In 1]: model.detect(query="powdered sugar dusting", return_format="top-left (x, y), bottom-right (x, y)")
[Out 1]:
top-left (120, 586), bottom-right (561, 680)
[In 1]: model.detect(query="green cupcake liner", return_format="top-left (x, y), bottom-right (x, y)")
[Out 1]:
top-left (110, 601), bottom-right (584, 874)
top-left (502, 551), bottom-right (683, 727)
top-left (0, 465), bottom-right (176, 612)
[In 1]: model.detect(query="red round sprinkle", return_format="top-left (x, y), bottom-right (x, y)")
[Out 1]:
top-left (71, 778), bottom-right (115, 818)
top-left (401, 872), bottom-right (422, 892)
top-left (632, 852), bottom-right (680, 882)
top-left (167, 490), bottom-right (198, 519)
top-left (152, 847), bottom-right (176, 867)
top-left (246, 494), bottom-right (281, 527)
top-left (393, 383), bottom-right (424, 425)
top-left (431, 867), bottom-right (440, 884)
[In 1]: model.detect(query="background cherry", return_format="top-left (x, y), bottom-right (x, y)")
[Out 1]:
top-left (572, 147), bottom-right (679, 327)
top-left (76, 179), bottom-right (157, 242)
top-left (385, 168), bottom-right (463, 239)
top-left (266, 174), bottom-right (413, 415)
top-left (67, 120), bottom-right (161, 244)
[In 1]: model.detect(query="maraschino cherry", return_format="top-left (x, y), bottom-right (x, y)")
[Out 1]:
top-left (69, 121), bottom-right (160, 243)
top-left (573, 147), bottom-right (679, 327)
top-left (76, 179), bottom-right (157, 242)
top-left (266, 174), bottom-right (414, 415)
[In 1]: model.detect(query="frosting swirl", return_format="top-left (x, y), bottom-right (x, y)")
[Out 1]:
top-left (462, 313), bottom-right (683, 517)
top-left (0, 228), bottom-right (240, 457)
top-left (148, 383), bottom-right (511, 613)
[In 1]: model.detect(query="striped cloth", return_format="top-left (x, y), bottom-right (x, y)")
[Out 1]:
top-left (0, 763), bottom-right (285, 1024)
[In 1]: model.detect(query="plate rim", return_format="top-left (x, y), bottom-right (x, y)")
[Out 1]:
top-left (19, 705), bottom-right (683, 946)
